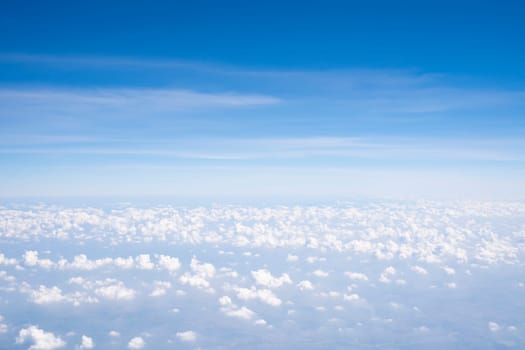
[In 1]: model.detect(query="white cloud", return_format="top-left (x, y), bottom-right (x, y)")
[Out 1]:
top-left (411, 266), bottom-right (428, 275)
top-left (157, 255), bottom-right (181, 272)
top-left (379, 266), bottom-right (396, 283)
top-left (109, 331), bottom-right (120, 337)
top-left (251, 269), bottom-right (292, 288)
top-left (179, 258), bottom-right (216, 292)
top-left (17, 325), bottom-right (66, 350)
top-left (234, 287), bottom-right (282, 306)
top-left (489, 321), bottom-right (500, 332)
top-left (135, 254), bottom-right (154, 270)
top-left (343, 293), bottom-right (360, 302)
top-left (29, 286), bottom-right (65, 304)
top-left (0, 252), bottom-right (17, 265)
top-left (219, 296), bottom-right (232, 306)
top-left (313, 269), bottom-right (329, 278)
top-left (286, 254), bottom-right (299, 262)
top-left (344, 271), bottom-right (368, 281)
top-left (254, 319), bottom-right (267, 326)
top-left (149, 281), bottom-right (171, 297)
top-left (223, 306), bottom-right (255, 320)
top-left (94, 281), bottom-right (136, 301)
top-left (443, 266), bottom-right (456, 275)
top-left (297, 280), bottom-right (314, 291)
top-left (127, 336), bottom-right (145, 349)
top-left (176, 331), bottom-right (197, 342)
top-left (79, 335), bottom-right (94, 349)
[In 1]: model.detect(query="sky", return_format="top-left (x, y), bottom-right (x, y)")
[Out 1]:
top-left (1, 0), bottom-right (525, 199)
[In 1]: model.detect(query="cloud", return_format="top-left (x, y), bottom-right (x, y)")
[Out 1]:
top-left (223, 306), bottom-right (256, 320)
top-left (489, 321), bottom-right (500, 332)
top-left (219, 296), bottom-right (233, 306)
top-left (135, 254), bottom-right (154, 270)
top-left (297, 280), bottom-right (314, 291)
top-left (149, 281), bottom-right (171, 297)
top-left (16, 325), bottom-right (66, 350)
top-left (251, 269), bottom-right (292, 288)
top-left (28, 286), bottom-right (65, 304)
top-left (411, 266), bottom-right (428, 275)
top-left (79, 335), bottom-right (94, 349)
top-left (0, 88), bottom-right (280, 122)
top-left (176, 331), bottom-right (197, 342)
top-left (94, 281), bottom-right (136, 301)
top-left (379, 266), bottom-right (396, 283)
top-left (344, 271), bottom-right (369, 281)
top-left (127, 337), bottom-right (145, 349)
top-left (157, 255), bottom-right (181, 273)
top-left (313, 269), bottom-right (329, 278)
top-left (180, 258), bottom-right (216, 292)
top-left (234, 286), bottom-right (282, 306)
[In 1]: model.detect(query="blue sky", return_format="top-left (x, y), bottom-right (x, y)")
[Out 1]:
top-left (1, 1), bottom-right (524, 199)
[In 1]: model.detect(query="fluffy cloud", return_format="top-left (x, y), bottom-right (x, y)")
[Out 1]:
top-left (223, 306), bottom-right (255, 320)
top-left (127, 337), bottom-right (145, 349)
top-left (234, 286), bottom-right (282, 306)
top-left (79, 335), bottom-right (94, 349)
top-left (94, 280), bottom-right (136, 301)
top-left (16, 325), bottom-right (66, 350)
top-left (176, 330), bottom-right (197, 342)
top-left (344, 271), bottom-right (368, 281)
top-left (157, 255), bottom-right (181, 272)
top-left (251, 269), bottom-right (292, 288)
top-left (297, 280), bottom-right (314, 291)
top-left (313, 269), bottom-right (329, 278)
top-left (379, 266), bottom-right (396, 283)
top-left (179, 258), bottom-right (216, 292)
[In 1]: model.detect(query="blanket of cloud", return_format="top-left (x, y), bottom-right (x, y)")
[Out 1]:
top-left (1, 200), bottom-right (524, 349)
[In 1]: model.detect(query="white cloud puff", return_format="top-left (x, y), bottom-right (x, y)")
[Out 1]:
top-left (157, 255), bottom-right (181, 272)
top-left (176, 330), bottom-right (197, 342)
top-left (379, 266), bottom-right (396, 283)
top-left (94, 281), bottom-right (136, 301)
top-left (17, 325), bottom-right (66, 350)
top-left (488, 321), bottom-right (500, 332)
top-left (313, 269), bottom-right (329, 278)
top-left (251, 269), bottom-right (292, 288)
top-left (234, 286), bottom-right (282, 306)
top-left (344, 271), bottom-right (369, 281)
top-left (127, 337), bottom-right (145, 349)
top-left (223, 306), bottom-right (255, 320)
top-left (79, 335), bottom-right (94, 349)
top-left (297, 280), bottom-right (314, 291)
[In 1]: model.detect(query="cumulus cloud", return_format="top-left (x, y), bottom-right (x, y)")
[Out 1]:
top-left (94, 280), bottom-right (136, 301)
top-left (234, 286), bottom-right (282, 306)
top-left (313, 269), bottom-right (329, 278)
top-left (149, 281), bottom-right (171, 297)
top-left (179, 258), bottom-right (216, 292)
top-left (297, 280), bottom-right (314, 291)
top-left (127, 337), bottom-right (145, 349)
top-left (488, 321), bottom-right (500, 332)
top-left (157, 255), bottom-right (181, 272)
top-left (411, 266), bottom-right (428, 275)
top-left (379, 266), bottom-right (396, 283)
top-left (176, 330), bottom-right (197, 342)
top-left (17, 325), bottom-right (66, 350)
top-left (251, 269), bottom-right (292, 288)
top-left (79, 335), bottom-right (94, 349)
top-left (344, 271), bottom-right (369, 281)
top-left (135, 254), bottom-right (154, 270)
top-left (29, 286), bottom-right (65, 304)
top-left (223, 306), bottom-right (255, 320)
top-left (286, 254), bottom-right (299, 262)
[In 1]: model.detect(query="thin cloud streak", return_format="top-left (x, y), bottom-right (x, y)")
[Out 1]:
top-left (1, 137), bottom-right (523, 162)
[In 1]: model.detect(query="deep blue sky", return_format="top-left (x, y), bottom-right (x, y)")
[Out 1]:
top-left (0, 1), bottom-right (524, 199)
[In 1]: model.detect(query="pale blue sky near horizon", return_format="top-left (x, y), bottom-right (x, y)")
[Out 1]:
top-left (1, 1), bottom-right (524, 200)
